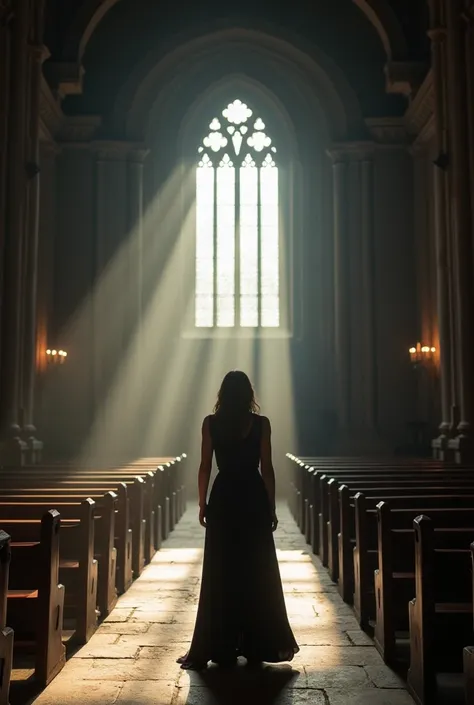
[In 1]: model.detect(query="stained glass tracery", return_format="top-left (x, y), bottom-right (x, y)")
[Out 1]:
top-left (195, 99), bottom-right (280, 329)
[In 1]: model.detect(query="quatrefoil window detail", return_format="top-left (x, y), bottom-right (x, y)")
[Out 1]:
top-left (222, 99), bottom-right (252, 125)
top-left (203, 132), bottom-right (228, 152)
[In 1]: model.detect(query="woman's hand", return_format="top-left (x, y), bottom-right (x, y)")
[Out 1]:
top-left (199, 504), bottom-right (207, 528)
top-left (271, 509), bottom-right (278, 532)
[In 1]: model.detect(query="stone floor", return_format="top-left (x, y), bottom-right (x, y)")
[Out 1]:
top-left (28, 503), bottom-right (415, 705)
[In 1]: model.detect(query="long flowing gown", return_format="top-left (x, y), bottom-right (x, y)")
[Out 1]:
top-left (178, 413), bottom-right (299, 668)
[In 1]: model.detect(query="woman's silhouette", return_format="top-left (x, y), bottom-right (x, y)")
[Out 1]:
top-left (177, 370), bottom-right (299, 669)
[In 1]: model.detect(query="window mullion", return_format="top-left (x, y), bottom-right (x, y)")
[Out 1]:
top-left (257, 165), bottom-right (262, 327)
top-left (213, 163), bottom-right (217, 327)
top-left (235, 165), bottom-right (240, 328)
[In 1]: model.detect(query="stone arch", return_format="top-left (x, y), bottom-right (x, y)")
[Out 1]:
top-left (61, 0), bottom-right (120, 61)
top-left (60, 0), bottom-right (408, 66)
top-left (113, 28), bottom-right (363, 144)
top-left (353, 0), bottom-right (408, 60)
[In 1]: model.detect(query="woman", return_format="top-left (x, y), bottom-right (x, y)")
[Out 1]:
top-left (177, 370), bottom-right (299, 669)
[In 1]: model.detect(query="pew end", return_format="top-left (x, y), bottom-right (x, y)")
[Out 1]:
top-left (6, 511), bottom-right (66, 687)
top-left (0, 532), bottom-right (13, 705)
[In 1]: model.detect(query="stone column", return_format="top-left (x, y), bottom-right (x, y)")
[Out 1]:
top-left (428, 0), bottom-right (455, 456)
top-left (0, 0), bottom-right (30, 464)
top-left (328, 150), bottom-right (350, 431)
top-left (445, 0), bottom-right (474, 460)
top-left (360, 153), bottom-right (377, 431)
top-left (126, 149), bottom-right (148, 455)
top-left (21, 1), bottom-right (47, 463)
top-left (92, 143), bottom-right (129, 457)
top-left (128, 149), bottom-right (149, 341)
top-left (0, 2), bottom-right (13, 332)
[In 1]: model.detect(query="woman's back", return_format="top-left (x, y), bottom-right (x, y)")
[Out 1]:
top-left (209, 412), bottom-right (262, 475)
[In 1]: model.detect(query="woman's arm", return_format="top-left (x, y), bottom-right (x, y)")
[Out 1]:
top-left (260, 416), bottom-right (276, 513)
top-left (198, 416), bottom-right (213, 508)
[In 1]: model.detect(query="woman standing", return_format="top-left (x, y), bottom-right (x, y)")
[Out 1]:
top-left (178, 370), bottom-right (299, 669)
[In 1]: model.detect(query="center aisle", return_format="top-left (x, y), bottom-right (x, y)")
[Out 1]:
top-left (30, 504), bottom-right (414, 705)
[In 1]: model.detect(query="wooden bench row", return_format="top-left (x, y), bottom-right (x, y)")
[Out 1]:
top-left (286, 453), bottom-right (474, 705)
top-left (0, 454), bottom-right (187, 702)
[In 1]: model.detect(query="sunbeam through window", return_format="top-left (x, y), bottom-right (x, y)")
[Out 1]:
top-left (195, 99), bottom-right (280, 329)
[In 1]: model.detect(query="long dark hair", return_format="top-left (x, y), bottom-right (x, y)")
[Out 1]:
top-left (213, 371), bottom-right (260, 439)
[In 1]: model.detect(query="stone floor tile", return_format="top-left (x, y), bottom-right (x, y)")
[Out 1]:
top-left (31, 681), bottom-right (123, 705)
top-left (305, 664), bottom-right (373, 689)
top-left (345, 629), bottom-right (374, 646)
top-left (98, 622), bottom-right (150, 635)
top-left (103, 608), bottom-right (135, 622)
top-left (364, 663), bottom-right (406, 688)
top-left (326, 688), bottom-right (416, 705)
top-left (115, 680), bottom-right (176, 704)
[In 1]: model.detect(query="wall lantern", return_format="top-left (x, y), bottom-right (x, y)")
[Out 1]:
top-left (45, 348), bottom-right (68, 365)
top-left (409, 342), bottom-right (436, 366)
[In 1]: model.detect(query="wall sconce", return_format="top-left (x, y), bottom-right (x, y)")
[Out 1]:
top-left (45, 348), bottom-right (68, 365)
top-left (409, 342), bottom-right (436, 366)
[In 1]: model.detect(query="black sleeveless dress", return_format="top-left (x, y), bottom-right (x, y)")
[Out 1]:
top-left (178, 413), bottom-right (299, 668)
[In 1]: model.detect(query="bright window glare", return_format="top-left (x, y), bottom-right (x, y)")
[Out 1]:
top-left (195, 99), bottom-right (280, 329)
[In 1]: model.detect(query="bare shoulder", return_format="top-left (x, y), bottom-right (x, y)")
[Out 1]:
top-left (202, 415), bottom-right (212, 431)
top-left (260, 415), bottom-right (271, 433)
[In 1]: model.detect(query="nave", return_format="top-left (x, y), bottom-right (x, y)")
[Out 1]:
top-left (25, 504), bottom-right (413, 705)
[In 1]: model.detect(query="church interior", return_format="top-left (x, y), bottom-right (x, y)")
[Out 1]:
top-left (1, 0), bottom-right (474, 703)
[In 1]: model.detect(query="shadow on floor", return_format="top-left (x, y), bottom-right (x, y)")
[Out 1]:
top-left (181, 660), bottom-right (302, 704)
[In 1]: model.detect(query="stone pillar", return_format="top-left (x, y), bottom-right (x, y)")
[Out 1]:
top-left (128, 150), bottom-right (149, 340)
top-left (360, 154), bottom-right (377, 432)
top-left (0, 0), bottom-right (30, 464)
top-left (428, 0), bottom-right (455, 457)
top-left (328, 151), bottom-right (350, 431)
top-left (0, 2), bottom-right (13, 332)
top-left (445, 0), bottom-right (474, 461)
top-left (92, 143), bottom-right (129, 457)
top-left (21, 1), bottom-right (47, 463)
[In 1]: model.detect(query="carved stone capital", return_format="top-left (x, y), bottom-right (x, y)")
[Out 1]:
top-left (94, 141), bottom-right (134, 162)
top-left (128, 148), bottom-right (150, 165)
top-left (58, 115), bottom-right (101, 143)
top-left (404, 70), bottom-right (435, 138)
top-left (43, 61), bottom-right (84, 99)
top-left (384, 61), bottom-right (429, 97)
top-left (365, 117), bottom-right (409, 145)
top-left (327, 141), bottom-right (375, 164)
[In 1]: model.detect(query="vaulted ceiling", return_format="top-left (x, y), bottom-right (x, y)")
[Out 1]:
top-left (43, 0), bottom-right (429, 121)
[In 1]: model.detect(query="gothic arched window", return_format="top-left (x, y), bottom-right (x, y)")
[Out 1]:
top-left (195, 99), bottom-right (280, 328)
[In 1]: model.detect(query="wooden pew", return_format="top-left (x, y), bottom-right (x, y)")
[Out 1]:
top-left (0, 532), bottom-right (13, 705)
top-left (407, 515), bottom-right (473, 705)
top-left (352, 492), bottom-right (474, 630)
top-left (1, 499), bottom-right (98, 644)
top-left (286, 454), bottom-right (447, 532)
top-left (300, 461), bottom-right (473, 559)
top-left (2, 482), bottom-right (132, 597)
top-left (2, 472), bottom-right (147, 580)
top-left (5, 511), bottom-right (66, 687)
top-left (338, 485), bottom-right (474, 604)
top-left (1, 490), bottom-right (118, 618)
top-left (374, 503), bottom-right (474, 665)
top-left (323, 472), bottom-right (474, 576)
top-left (463, 543), bottom-right (474, 705)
